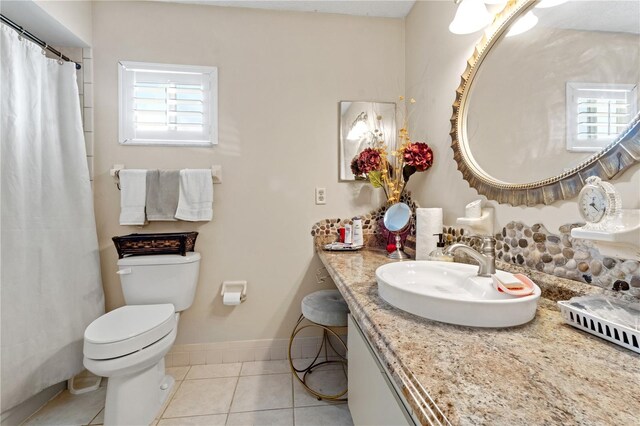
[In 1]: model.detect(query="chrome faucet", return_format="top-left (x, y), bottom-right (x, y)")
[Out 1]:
top-left (445, 236), bottom-right (496, 277)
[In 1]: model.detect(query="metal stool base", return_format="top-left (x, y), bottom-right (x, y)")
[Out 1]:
top-left (288, 314), bottom-right (348, 401)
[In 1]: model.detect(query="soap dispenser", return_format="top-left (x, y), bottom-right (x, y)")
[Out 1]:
top-left (428, 234), bottom-right (453, 262)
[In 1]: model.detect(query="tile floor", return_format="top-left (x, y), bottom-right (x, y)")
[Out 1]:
top-left (22, 360), bottom-right (353, 426)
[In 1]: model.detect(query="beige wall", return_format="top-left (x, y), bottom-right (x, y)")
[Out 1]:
top-left (405, 0), bottom-right (640, 232)
top-left (34, 0), bottom-right (92, 45)
top-left (92, 1), bottom-right (404, 344)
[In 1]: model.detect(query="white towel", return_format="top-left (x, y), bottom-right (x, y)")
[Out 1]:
top-left (119, 169), bottom-right (147, 226)
top-left (175, 169), bottom-right (213, 221)
top-left (415, 208), bottom-right (443, 260)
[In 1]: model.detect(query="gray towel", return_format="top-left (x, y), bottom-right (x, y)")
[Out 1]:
top-left (145, 170), bottom-right (180, 221)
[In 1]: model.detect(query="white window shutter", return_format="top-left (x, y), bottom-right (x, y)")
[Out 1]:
top-left (566, 82), bottom-right (637, 152)
top-left (119, 61), bottom-right (218, 146)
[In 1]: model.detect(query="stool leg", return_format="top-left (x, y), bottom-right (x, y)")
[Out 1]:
top-left (288, 316), bottom-right (348, 401)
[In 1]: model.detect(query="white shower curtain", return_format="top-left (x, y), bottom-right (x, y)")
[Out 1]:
top-left (1, 25), bottom-right (104, 411)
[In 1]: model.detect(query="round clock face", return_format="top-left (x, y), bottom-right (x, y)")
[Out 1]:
top-left (579, 186), bottom-right (607, 223)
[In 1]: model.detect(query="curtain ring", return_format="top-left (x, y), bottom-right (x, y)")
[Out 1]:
top-left (58, 52), bottom-right (64, 65)
top-left (18, 29), bottom-right (26, 41)
top-left (41, 43), bottom-right (48, 56)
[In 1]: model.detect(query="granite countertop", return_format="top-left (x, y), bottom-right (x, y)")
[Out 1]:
top-left (317, 248), bottom-right (640, 426)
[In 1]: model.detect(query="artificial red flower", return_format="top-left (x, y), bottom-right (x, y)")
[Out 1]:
top-left (354, 148), bottom-right (383, 175)
top-left (403, 142), bottom-right (433, 172)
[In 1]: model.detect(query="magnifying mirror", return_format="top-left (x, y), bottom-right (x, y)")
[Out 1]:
top-left (383, 202), bottom-right (411, 260)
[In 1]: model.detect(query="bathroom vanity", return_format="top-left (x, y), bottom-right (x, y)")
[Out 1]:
top-left (317, 248), bottom-right (640, 425)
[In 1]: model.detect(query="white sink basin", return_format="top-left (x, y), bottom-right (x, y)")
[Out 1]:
top-left (376, 261), bottom-right (541, 328)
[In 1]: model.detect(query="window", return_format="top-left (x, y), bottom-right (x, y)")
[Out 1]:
top-left (119, 61), bottom-right (218, 146)
top-left (566, 82), bottom-right (637, 152)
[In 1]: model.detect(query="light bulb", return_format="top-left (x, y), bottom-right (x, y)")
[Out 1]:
top-left (449, 0), bottom-right (493, 35)
top-left (347, 121), bottom-right (370, 140)
top-left (506, 11), bottom-right (538, 37)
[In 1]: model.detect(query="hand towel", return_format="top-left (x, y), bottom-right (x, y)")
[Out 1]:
top-left (175, 169), bottom-right (213, 221)
top-left (415, 208), bottom-right (443, 260)
top-left (146, 170), bottom-right (180, 221)
top-left (119, 169), bottom-right (147, 226)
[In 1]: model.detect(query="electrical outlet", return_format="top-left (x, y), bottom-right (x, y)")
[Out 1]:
top-left (315, 187), bottom-right (326, 205)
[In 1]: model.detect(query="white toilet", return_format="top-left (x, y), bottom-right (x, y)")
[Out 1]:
top-left (83, 252), bottom-right (201, 426)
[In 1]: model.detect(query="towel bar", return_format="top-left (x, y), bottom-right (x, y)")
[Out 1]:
top-left (110, 165), bottom-right (222, 189)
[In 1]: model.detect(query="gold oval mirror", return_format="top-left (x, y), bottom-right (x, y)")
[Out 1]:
top-left (451, 0), bottom-right (640, 206)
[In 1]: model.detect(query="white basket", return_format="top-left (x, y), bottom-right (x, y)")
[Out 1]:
top-left (558, 301), bottom-right (640, 354)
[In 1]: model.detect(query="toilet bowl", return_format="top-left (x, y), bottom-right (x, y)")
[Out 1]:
top-left (83, 252), bottom-right (201, 426)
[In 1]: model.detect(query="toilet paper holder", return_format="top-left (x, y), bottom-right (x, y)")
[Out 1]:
top-left (221, 280), bottom-right (247, 303)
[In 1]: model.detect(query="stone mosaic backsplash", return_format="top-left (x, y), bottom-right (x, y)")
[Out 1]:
top-left (442, 222), bottom-right (639, 298)
top-left (311, 194), bottom-right (640, 299)
top-left (310, 192), bottom-right (419, 239)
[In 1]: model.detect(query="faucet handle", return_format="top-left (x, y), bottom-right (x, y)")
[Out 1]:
top-left (479, 236), bottom-right (496, 255)
top-left (468, 235), bottom-right (496, 254)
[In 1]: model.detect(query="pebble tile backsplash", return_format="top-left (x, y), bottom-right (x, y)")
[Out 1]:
top-left (312, 194), bottom-right (639, 299)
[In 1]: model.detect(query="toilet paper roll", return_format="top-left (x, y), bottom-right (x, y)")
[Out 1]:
top-left (416, 208), bottom-right (443, 260)
top-left (223, 292), bottom-right (242, 306)
top-left (465, 200), bottom-right (482, 219)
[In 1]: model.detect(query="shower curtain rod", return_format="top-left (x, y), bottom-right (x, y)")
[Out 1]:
top-left (1, 14), bottom-right (82, 70)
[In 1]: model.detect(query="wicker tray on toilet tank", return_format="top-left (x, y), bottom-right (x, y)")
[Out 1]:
top-left (112, 232), bottom-right (198, 258)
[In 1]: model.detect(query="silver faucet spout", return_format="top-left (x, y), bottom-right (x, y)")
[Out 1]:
top-left (445, 237), bottom-right (496, 277)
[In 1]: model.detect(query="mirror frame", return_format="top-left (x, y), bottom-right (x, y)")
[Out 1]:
top-left (450, 0), bottom-right (640, 206)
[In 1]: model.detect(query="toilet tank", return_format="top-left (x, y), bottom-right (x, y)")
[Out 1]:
top-left (117, 252), bottom-right (201, 312)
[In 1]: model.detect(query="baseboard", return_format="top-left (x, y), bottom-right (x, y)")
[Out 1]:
top-left (166, 334), bottom-right (347, 367)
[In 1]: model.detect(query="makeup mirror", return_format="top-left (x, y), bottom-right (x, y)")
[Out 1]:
top-left (383, 202), bottom-right (411, 260)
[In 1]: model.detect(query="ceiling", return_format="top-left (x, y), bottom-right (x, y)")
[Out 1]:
top-left (157, 0), bottom-right (417, 18)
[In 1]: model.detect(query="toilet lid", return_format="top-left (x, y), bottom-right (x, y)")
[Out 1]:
top-left (84, 304), bottom-right (176, 360)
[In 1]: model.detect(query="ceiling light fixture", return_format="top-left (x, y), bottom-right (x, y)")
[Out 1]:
top-left (449, 0), bottom-right (493, 35)
top-left (506, 10), bottom-right (539, 37)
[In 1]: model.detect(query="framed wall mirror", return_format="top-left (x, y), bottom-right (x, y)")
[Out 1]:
top-left (450, 0), bottom-right (640, 206)
top-left (339, 101), bottom-right (396, 181)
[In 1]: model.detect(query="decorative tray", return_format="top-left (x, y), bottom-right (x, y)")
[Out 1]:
top-left (323, 243), bottom-right (364, 251)
top-left (558, 295), bottom-right (639, 354)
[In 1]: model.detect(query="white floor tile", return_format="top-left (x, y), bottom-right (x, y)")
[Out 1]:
top-left (157, 414), bottom-right (227, 425)
top-left (186, 363), bottom-right (242, 380)
top-left (293, 369), bottom-right (347, 407)
top-left (226, 408), bottom-right (293, 426)
top-left (155, 380), bottom-right (183, 421)
top-left (23, 388), bottom-right (106, 426)
top-left (166, 366), bottom-right (190, 381)
top-left (294, 405), bottom-right (353, 426)
top-left (240, 360), bottom-right (290, 376)
top-left (89, 408), bottom-right (104, 425)
top-left (163, 377), bottom-right (237, 418)
top-left (230, 374), bottom-right (292, 413)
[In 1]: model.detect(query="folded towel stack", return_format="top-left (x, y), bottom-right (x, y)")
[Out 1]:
top-left (119, 169), bottom-right (213, 225)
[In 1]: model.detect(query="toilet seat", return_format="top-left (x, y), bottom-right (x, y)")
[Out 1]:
top-left (84, 304), bottom-right (176, 360)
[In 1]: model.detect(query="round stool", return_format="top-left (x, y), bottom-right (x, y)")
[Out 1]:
top-left (288, 290), bottom-right (349, 401)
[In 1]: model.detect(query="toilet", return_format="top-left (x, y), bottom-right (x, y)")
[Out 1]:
top-left (83, 252), bottom-right (201, 426)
